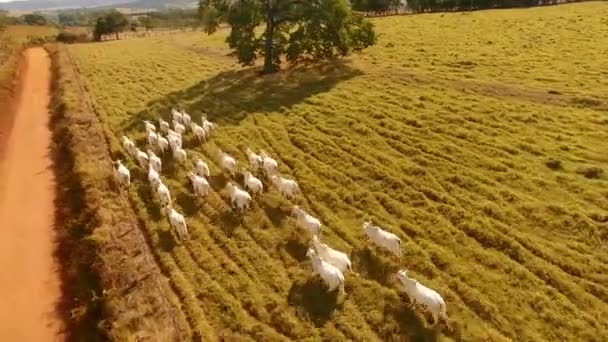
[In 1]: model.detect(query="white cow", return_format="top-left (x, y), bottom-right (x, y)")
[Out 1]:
top-left (226, 182), bottom-right (251, 212)
top-left (362, 221), bottom-right (401, 257)
top-left (148, 165), bottom-right (160, 187)
top-left (270, 175), bottom-right (299, 199)
top-left (242, 170), bottom-right (263, 195)
top-left (218, 150), bottom-right (237, 177)
top-left (396, 270), bottom-right (447, 325)
top-left (113, 160), bottom-right (130, 188)
top-left (245, 147), bottom-right (263, 172)
top-left (135, 148), bottom-right (149, 169)
top-left (191, 123), bottom-right (206, 143)
top-left (195, 158), bottom-right (210, 178)
top-left (188, 171), bottom-right (210, 198)
top-left (260, 150), bottom-right (278, 175)
top-left (166, 205), bottom-right (189, 241)
top-left (157, 135), bottom-right (169, 154)
top-left (173, 120), bottom-right (186, 135)
top-left (201, 115), bottom-right (215, 136)
top-left (143, 120), bottom-right (156, 134)
top-left (147, 130), bottom-right (158, 147)
top-left (159, 118), bottom-right (170, 132)
top-left (292, 206), bottom-right (321, 236)
top-left (171, 108), bottom-right (183, 124)
top-left (147, 149), bottom-right (162, 173)
top-left (157, 181), bottom-right (172, 206)
top-left (312, 235), bottom-right (351, 273)
top-left (121, 136), bottom-right (136, 157)
top-left (306, 248), bottom-right (345, 292)
top-left (167, 131), bottom-right (182, 152)
top-left (180, 110), bottom-right (192, 127)
top-left (173, 147), bottom-right (187, 163)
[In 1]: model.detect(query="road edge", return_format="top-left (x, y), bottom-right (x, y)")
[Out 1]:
top-left (46, 43), bottom-right (191, 341)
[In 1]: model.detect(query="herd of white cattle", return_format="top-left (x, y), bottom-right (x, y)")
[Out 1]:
top-left (112, 108), bottom-right (448, 326)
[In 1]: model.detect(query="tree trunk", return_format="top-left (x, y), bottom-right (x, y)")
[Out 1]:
top-left (263, 15), bottom-right (276, 74)
top-left (115, 32), bottom-right (119, 40)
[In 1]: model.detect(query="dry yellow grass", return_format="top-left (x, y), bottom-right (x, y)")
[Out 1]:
top-left (0, 25), bottom-right (58, 101)
top-left (68, 2), bottom-right (608, 341)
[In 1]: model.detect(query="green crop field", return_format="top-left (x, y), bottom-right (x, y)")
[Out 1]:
top-left (68, 2), bottom-right (608, 340)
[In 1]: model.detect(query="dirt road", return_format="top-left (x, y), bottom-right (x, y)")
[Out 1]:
top-left (0, 48), bottom-right (65, 341)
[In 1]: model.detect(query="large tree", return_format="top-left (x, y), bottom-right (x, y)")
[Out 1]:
top-left (93, 11), bottom-right (129, 41)
top-left (199, 0), bottom-right (376, 73)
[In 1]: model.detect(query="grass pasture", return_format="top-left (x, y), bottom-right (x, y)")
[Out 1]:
top-left (0, 25), bottom-right (58, 101)
top-left (68, 2), bottom-right (608, 341)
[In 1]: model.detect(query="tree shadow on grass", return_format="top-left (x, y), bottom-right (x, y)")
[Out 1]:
top-left (383, 298), bottom-right (440, 342)
top-left (176, 191), bottom-right (199, 217)
top-left (263, 201), bottom-right (289, 226)
top-left (285, 238), bottom-right (309, 262)
top-left (208, 174), bottom-right (228, 191)
top-left (135, 182), bottom-right (162, 222)
top-left (217, 208), bottom-right (242, 237)
top-left (158, 229), bottom-right (177, 252)
top-left (287, 277), bottom-right (342, 327)
top-left (121, 61), bottom-right (363, 131)
top-left (351, 247), bottom-right (400, 286)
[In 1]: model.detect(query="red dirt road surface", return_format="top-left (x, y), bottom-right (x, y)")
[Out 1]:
top-left (0, 48), bottom-right (65, 341)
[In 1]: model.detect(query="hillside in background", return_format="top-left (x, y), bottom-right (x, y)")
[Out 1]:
top-left (0, 0), bottom-right (195, 11)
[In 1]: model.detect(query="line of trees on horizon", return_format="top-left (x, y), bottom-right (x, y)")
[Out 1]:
top-left (351, 0), bottom-right (585, 14)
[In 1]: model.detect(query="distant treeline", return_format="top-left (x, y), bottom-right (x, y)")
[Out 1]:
top-left (58, 8), bottom-right (199, 30)
top-left (352, 0), bottom-right (585, 13)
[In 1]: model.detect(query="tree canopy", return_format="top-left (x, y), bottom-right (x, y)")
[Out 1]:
top-left (199, 0), bottom-right (377, 73)
top-left (93, 10), bottom-right (129, 41)
top-left (21, 13), bottom-right (48, 26)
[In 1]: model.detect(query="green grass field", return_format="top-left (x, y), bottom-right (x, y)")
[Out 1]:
top-left (68, 2), bottom-right (608, 340)
top-left (0, 25), bottom-right (58, 100)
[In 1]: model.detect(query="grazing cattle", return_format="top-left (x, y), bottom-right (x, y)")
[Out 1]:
top-left (159, 118), bottom-right (170, 132)
top-left (226, 182), bottom-right (252, 212)
top-left (147, 130), bottom-right (158, 147)
top-left (218, 150), bottom-right (237, 177)
top-left (245, 147), bottom-right (263, 172)
top-left (121, 136), bottom-right (136, 157)
top-left (166, 205), bottom-right (189, 241)
top-left (171, 108), bottom-right (183, 124)
top-left (167, 131), bottom-right (182, 151)
top-left (148, 165), bottom-right (160, 187)
top-left (242, 170), bottom-right (263, 195)
top-left (188, 171), bottom-right (210, 198)
top-left (173, 120), bottom-right (186, 135)
top-left (113, 160), bottom-right (130, 188)
top-left (312, 236), bottom-right (351, 273)
top-left (292, 206), bottom-right (321, 236)
top-left (157, 135), bottom-right (169, 154)
top-left (173, 147), bottom-right (187, 163)
top-left (362, 221), bottom-right (401, 257)
top-left (270, 175), bottom-right (299, 199)
top-left (157, 181), bottom-right (172, 206)
top-left (191, 123), bottom-right (206, 143)
top-left (201, 115), bottom-right (215, 136)
top-left (135, 148), bottom-right (149, 169)
top-left (195, 158), bottom-right (210, 178)
top-left (147, 149), bottom-right (162, 173)
top-left (306, 248), bottom-right (345, 292)
top-left (260, 150), bottom-right (278, 175)
top-left (396, 270), bottom-right (447, 325)
top-left (143, 120), bottom-right (156, 134)
top-left (180, 110), bottom-right (192, 127)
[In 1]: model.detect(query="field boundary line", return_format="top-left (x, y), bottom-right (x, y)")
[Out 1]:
top-left (63, 47), bottom-right (186, 341)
